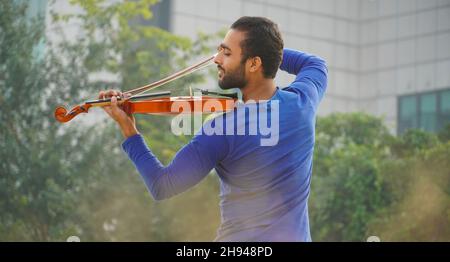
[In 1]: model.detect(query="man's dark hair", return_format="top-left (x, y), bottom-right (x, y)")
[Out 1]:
top-left (231, 16), bottom-right (284, 79)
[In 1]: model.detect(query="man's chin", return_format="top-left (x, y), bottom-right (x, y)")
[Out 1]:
top-left (218, 78), bottom-right (246, 90)
top-left (218, 81), bottom-right (234, 90)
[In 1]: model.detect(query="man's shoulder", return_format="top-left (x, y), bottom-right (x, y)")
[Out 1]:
top-left (277, 87), bottom-right (300, 100)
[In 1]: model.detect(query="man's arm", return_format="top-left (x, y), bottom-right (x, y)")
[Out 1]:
top-left (122, 121), bottom-right (227, 201)
top-left (97, 90), bottom-right (227, 201)
top-left (280, 48), bottom-right (328, 108)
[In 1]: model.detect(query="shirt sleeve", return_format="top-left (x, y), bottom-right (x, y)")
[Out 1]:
top-left (122, 118), bottom-right (228, 201)
top-left (279, 48), bottom-right (328, 108)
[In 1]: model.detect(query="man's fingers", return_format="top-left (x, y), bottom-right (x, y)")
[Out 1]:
top-left (104, 90), bottom-right (114, 98)
top-left (98, 91), bottom-right (105, 100)
top-left (98, 89), bottom-right (129, 121)
top-left (110, 95), bottom-right (122, 114)
top-left (110, 95), bottom-right (118, 106)
top-left (104, 90), bottom-right (123, 98)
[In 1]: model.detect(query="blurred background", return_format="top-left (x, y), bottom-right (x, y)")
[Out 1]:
top-left (0, 0), bottom-right (449, 241)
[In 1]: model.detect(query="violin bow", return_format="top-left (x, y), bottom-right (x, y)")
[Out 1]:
top-left (125, 53), bottom-right (217, 97)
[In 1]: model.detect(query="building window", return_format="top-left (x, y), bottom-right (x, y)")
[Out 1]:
top-left (439, 90), bottom-right (450, 131)
top-left (398, 89), bottom-right (450, 135)
top-left (419, 93), bottom-right (437, 132)
top-left (399, 95), bottom-right (418, 134)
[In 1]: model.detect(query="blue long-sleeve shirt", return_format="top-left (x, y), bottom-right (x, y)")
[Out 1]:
top-left (122, 48), bottom-right (328, 241)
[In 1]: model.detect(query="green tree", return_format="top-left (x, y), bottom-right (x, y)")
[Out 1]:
top-left (311, 113), bottom-right (392, 241)
top-left (390, 129), bottom-right (439, 158)
top-left (367, 140), bottom-right (450, 241)
top-left (0, 1), bottom-right (107, 240)
top-left (1, 0), bottom-right (222, 241)
top-left (311, 113), bottom-right (450, 241)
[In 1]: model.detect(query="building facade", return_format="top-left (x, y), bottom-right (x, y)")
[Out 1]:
top-left (169, 0), bottom-right (450, 134)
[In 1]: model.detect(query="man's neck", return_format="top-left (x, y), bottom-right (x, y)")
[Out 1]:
top-left (241, 78), bottom-right (277, 102)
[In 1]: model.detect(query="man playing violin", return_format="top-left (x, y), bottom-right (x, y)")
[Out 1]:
top-left (99, 16), bottom-right (328, 241)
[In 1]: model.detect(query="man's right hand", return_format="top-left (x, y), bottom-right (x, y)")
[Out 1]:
top-left (98, 90), bottom-right (139, 138)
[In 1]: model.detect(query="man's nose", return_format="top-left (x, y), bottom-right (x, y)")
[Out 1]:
top-left (213, 53), bottom-right (222, 65)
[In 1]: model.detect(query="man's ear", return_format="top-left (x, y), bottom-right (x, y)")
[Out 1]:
top-left (248, 57), bottom-right (262, 73)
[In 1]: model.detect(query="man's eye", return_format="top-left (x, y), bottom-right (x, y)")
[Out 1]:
top-left (224, 53), bottom-right (231, 56)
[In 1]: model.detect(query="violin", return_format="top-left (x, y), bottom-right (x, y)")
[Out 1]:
top-left (54, 52), bottom-right (238, 123)
top-left (54, 90), bottom-right (238, 123)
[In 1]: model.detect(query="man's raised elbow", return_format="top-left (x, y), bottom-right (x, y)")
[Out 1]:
top-left (315, 56), bottom-right (328, 81)
top-left (315, 56), bottom-right (328, 73)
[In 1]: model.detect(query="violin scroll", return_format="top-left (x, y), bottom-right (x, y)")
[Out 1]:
top-left (54, 104), bottom-right (92, 123)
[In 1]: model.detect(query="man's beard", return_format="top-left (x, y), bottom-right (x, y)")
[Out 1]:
top-left (218, 63), bottom-right (247, 90)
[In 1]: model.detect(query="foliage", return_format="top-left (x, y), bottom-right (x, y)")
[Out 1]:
top-left (311, 113), bottom-right (392, 241)
top-left (310, 113), bottom-right (450, 241)
top-left (0, 0), bottom-right (104, 240)
top-left (1, 0), bottom-right (221, 241)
